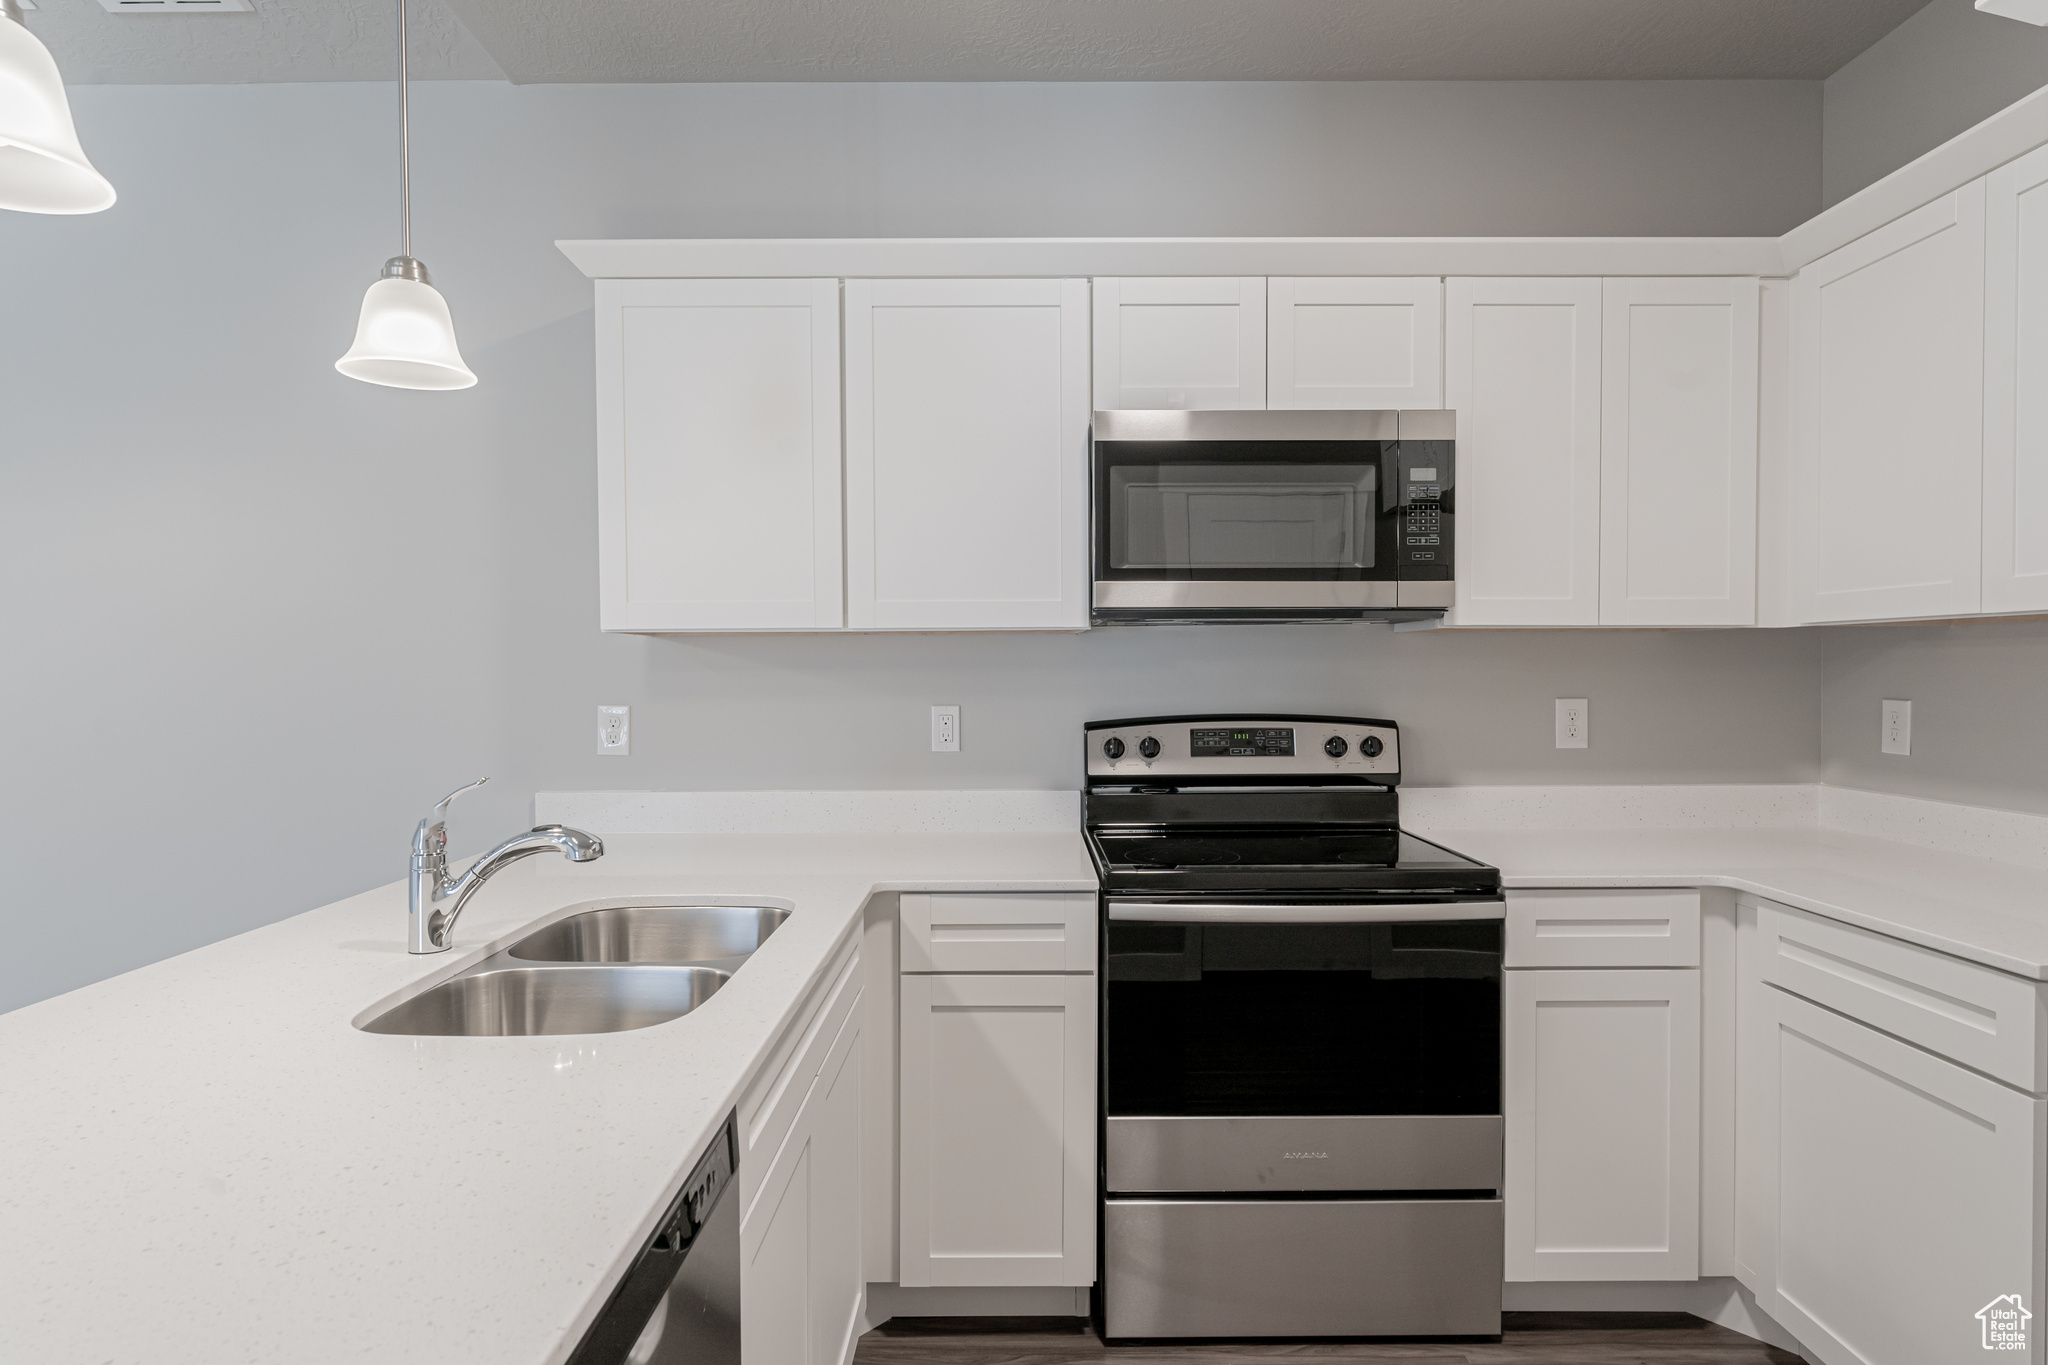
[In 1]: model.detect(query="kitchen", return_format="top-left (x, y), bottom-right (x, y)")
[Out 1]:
top-left (5, 1), bottom-right (2048, 1362)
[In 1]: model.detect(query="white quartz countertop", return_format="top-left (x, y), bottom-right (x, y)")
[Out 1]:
top-left (0, 830), bottom-right (1095, 1365)
top-left (1408, 822), bottom-right (2048, 980)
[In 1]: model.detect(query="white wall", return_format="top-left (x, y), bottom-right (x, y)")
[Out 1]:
top-left (0, 78), bottom-right (1825, 1013)
top-left (1823, 0), bottom-right (2048, 207)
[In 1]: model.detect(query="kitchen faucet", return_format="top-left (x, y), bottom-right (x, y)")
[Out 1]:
top-left (409, 778), bottom-right (604, 954)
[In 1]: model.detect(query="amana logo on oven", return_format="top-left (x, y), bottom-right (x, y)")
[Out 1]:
top-left (1282, 1151), bottom-right (1329, 1160)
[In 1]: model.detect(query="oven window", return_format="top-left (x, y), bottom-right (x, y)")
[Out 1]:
top-left (1108, 463), bottom-right (1376, 571)
top-left (1106, 920), bottom-right (1501, 1116)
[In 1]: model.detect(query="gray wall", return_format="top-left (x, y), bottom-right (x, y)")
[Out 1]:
top-left (0, 78), bottom-right (1827, 1013)
top-left (1818, 621), bottom-right (2048, 817)
top-left (1824, 0), bottom-right (2048, 207)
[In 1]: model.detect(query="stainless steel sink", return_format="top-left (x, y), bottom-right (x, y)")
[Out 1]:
top-left (360, 965), bottom-right (728, 1037)
top-left (507, 904), bottom-right (790, 965)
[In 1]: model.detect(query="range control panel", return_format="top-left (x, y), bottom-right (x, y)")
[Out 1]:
top-left (1086, 715), bottom-right (1400, 783)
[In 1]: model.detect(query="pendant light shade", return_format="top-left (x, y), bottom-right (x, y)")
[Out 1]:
top-left (337, 0), bottom-right (474, 391)
top-left (336, 259), bottom-right (477, 390)
top-left (0, 3), bottom-right (116, 215)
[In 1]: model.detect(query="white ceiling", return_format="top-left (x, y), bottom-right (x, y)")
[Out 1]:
top-left (30, 0), bottom-right (1932, 85)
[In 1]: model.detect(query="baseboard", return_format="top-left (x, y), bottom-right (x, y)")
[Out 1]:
top-left (863, 1283), bottom-right (1090, 1327)
top-left (1504, 1277), bottom-right (1809, 1357)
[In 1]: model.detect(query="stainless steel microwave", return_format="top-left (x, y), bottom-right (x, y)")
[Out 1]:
top-left (1091, 409), bottom-right (1456, 625)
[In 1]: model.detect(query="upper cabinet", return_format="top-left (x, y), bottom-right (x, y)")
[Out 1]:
top-left (1792, 183), bottom-right (1987, 623)
top-left (596, 279), bottom-right (844, 632)
top-left (1599, 278), bottom-right (1759, 627)
top-left (1268, 277), bottom-right (1444, 409)
top-left (1985, 148), bottom-right (2048, 615)
top-left (1093, 277), bottom-right (1266, 410)
top-left (845, 279), bottom-right (1092, 631)
top-left (1446, 277), bottom-right (1604, 627)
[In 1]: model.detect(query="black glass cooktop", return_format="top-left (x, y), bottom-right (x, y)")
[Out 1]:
top-left (1087, 826), bottom-right (1500, 896)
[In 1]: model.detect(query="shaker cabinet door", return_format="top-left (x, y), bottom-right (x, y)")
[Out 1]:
top-left (899, 972), bottom-right (1097, 1287)
top-left (1792, 183), bottom-right (1986, 623)
top-left (1268, 277), bottom-right (1443, 410)
top-left (845, 279), bottom-right (1091, 630)
top-left (1445, 278), bottom-right (1603, 626)
top-left (1505, 968), bottom-right (1701, 1282)
top-left (1986, 146), bottom-right (2048, 614)
top-left (597, 278), bottom-right (844, 632)
top-left (1093, 277), bottom-right (1266, 411)
top-left (1599, 277), bottom-right (1759, 626)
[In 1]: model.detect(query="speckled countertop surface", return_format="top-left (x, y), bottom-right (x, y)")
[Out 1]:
top-left (0, 832), bottom-right (1095, 1365)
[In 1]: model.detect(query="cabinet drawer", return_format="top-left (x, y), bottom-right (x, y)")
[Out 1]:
top-left (1756, 899), bottom-right (2047, 1091)
top-left (1506, 890), bottom-right (1701, 968)
top-left (900, 893), bottom-right (1096, 973)
top-left (737, 930), bottom-right (862, 1197)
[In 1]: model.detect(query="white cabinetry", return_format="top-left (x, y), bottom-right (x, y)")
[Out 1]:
top-left (596, 279), bottom-right (843, 632)
top-left (1092, 277), bottom-right (1266, 410)
top-left (739, 936), bottom-right (865, 1365)
top-left (1599, 278), bottom-right (1759, 626)
top-left (897, 892), bottom-right (1096, 1288)
top-left (1792, 183), bottom-right (1987, 623)
top-left (1505, 890), bottom-right (1702, 1282)
top-left (1985, 146), bottom-right (2048, 614)
top-left (1738, 897), bottom-right (2048, 1365)
top-left (844, 279), bottom-right (1091, 630)
top-left (1267, 277), bottom-right (1443, 409)
top-left (1445, 278), bottom-right (1604, 625)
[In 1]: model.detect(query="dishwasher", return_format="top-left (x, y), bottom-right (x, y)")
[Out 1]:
top-left (569, 1113), bottom-right (740, 1365)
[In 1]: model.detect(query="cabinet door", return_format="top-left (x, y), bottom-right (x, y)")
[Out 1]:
top-left (1792, 183), bottom-right (1986, 623)
top-left (899, 973), bottom-right (1096, 1287)
top-left (1505, 968), bottom-right (1700, 1281)
top-left (597, 278), bottom-right (843, 632)
top-left (1986, 146), bottom-right (2048, 614)
top-left (1600, 278), bottom-right (1760, 626)
top-left (743, 988), bottom-right (864, 1365)
top-left (1445, 278), bottom-right (1603, 625)
top-left (1093, 277), bottom-right (1265, 410)
top-left (845, 279), bottom-right (1091, 630)
top-left (1752, 985), bottom-right (2045, 1365)
top-left (1269, 277), bottom-right (1443, 409)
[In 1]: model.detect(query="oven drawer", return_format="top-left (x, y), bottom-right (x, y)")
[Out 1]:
top-left (899, 893), bottom-right (1097, 973)
top-left (1505, 889), bottom-right (1701, 968)
top-left (1106, 1114), bottom-right (1501, 1194)
top-left (1754, 898), bottom-right (2047, 1091)
top-left (1104, 1197), bottom-right (1502, 1338)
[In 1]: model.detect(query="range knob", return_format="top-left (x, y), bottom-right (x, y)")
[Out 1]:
top-left (1102, 736), bottom-right (1125, 760)
top-left (1324, 736), bottom-right (1348, 758)
top-left (1362, 735), bottom-right (1384, 758)
top-left (1138, 736), bottom-right (1161, 759)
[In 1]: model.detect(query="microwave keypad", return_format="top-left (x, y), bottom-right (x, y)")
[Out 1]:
top-left (1405, 486), bottom-right (1443, 547)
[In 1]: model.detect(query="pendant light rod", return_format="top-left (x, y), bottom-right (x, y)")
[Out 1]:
top-left (397, 0), bottom-right (410, 262)
top-left (1, 0), bottom-right (24, 29)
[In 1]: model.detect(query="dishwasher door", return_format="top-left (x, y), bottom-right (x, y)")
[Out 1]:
top-left (570, 1114), bottom-right (740, 1365)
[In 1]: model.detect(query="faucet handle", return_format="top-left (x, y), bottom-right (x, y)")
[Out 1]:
top-left (432, 776), bottom-right (489, 821)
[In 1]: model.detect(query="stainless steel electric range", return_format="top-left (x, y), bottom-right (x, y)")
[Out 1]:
top-left (1084, 714), bottom-right (1505, 1341)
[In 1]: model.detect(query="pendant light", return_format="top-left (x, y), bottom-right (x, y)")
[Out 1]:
top-left (0, 0), bottom-right (116, 214)
top-left (336, 0), bottom-right (475, 391)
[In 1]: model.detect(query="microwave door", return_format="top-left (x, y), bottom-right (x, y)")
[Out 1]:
top-left (1110, 462), bottom-right (1379, 577)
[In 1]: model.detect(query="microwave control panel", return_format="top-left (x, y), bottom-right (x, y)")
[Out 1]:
top-left (1397, 440), bottom-right (1453, 581)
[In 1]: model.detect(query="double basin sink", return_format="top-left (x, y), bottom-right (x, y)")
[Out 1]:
top-left (360, 903), bottom-right (789, 1038)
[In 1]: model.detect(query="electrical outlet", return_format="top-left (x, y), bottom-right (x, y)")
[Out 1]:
top-left (931, 705), bottom-right (960, 753)
top-left (1881, 699), bottom-right (1912, 756)
top-left (598, 705), bottom-right (630, 756)
top-left (1555, 699), bottom-right (1588, 749)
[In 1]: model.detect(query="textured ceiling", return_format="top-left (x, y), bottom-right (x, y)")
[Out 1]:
top-left (31, 0), bottom-right (1933, 85)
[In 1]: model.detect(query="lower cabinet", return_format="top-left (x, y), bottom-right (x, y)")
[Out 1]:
top-left (898, 972), bottom-right (1097, 1287)
top-left (741, 943), bottom-right (865, 1365)
top-left (1504, 967), bottom-right (1701, 1281)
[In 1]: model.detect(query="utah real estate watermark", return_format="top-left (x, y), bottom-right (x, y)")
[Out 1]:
top-left (1978, 1295), bottom-right (2032, 1351)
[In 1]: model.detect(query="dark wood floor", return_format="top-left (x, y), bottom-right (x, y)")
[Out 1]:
top-left (854, 1314), bottom-right (1804, 1365)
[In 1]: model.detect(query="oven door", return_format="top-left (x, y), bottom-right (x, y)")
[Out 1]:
top-left (1103, 901), bottom-right (1502, 1194)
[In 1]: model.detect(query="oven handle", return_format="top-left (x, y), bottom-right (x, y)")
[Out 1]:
top-left (1107, 901), bottom-right (1504, 924)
